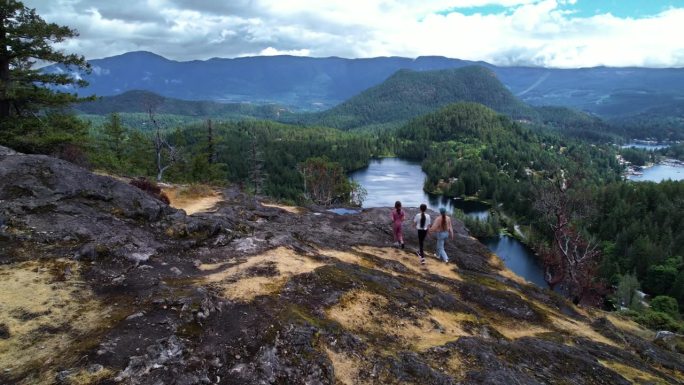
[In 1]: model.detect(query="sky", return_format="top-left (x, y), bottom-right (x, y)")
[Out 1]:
top-left (23, 0), bottom-right (684, 68)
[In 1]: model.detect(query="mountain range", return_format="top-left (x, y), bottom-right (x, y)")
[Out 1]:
top-left (55, 51), bottom-right (684, 118)
top-left (78, 65), bottom-right (613, 140)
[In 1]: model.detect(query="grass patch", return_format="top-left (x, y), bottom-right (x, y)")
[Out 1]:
top-left (324, 346), bottom-right (371, 385)
top-left (326, 290), bottom-right (474, 351)
top-left (600, 360), bottom-right (670, 385)
top-left (0, 260), bottom-right (118, 384)
top-left (177, 183), bottom-right (215, 198)
top-left (203, 246), bottom-right (325, 301)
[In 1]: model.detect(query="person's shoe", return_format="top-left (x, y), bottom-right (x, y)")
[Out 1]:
top-left (444, 259), bottom-right (449, 264)
top-left (420, 258), bottom-right (426, 265)
top-left (401, 243), bottom-right (405, 249)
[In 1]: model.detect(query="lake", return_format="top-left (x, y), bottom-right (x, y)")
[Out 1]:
top-left (627, 162), bottom-right (684, 182)
top-left (620, 142), bottom-right (671, 151)
top-left (349, 158), bottom-right (490, 219)
top-left (350, 158), bottom-right (546, 286)
top-left (480, 236), bottom-right (547, 287)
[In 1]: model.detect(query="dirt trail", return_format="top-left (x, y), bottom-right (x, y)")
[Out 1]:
top-left (163, 188), bottom-right (222, 214)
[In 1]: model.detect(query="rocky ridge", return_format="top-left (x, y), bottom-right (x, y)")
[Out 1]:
top-left (0, 146), bottom-right (683, 385)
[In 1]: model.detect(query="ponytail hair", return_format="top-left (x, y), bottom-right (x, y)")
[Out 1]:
top-left (441, 212), bottom-right (447, 231)
top-left (394, 200), bottom-right (402, 214)
top-left (419, 203), bottom-right (427, 228)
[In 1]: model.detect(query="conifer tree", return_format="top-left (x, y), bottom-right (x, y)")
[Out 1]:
top-left (0, 1), bottom-right (89, 117)
top-left (0, 0), bottom-right (91, 152)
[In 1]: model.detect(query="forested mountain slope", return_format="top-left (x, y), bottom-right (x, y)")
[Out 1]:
top-left (76, 90), bottom-right (287, 120)
top-left (299, 66), bottom-right (536, 130)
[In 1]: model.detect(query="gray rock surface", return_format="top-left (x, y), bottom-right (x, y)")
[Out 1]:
top-left (1, 147), bottom-right (682, 385)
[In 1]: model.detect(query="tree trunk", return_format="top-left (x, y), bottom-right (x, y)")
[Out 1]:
top-left (207, 119), bottom-right (214, 164)
top-left (0, 58), bottom-right (10, 118)
top-left (0, 17), bottom-right (11, 119)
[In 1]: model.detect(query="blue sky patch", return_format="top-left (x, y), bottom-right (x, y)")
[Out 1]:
top-left (436, 0), bottom-right (678, 18)
top-left (436, 5), bottom-right (510, 16)
top-left (561, 0), bottom-right (675, 18)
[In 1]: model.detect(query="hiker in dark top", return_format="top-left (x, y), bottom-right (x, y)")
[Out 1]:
top-left (412, 203), bottom-right (431, 265)
top-left (391, 200), bottom-right (405, 248)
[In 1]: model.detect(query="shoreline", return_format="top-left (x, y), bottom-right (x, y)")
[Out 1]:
top-left (624, 157), bottom-right (684, 179)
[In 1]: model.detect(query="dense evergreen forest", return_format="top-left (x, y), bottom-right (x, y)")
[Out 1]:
top-left (395, 102), bottom-right (622, 218)
top-left (76, 90), bottom-right (288, 121)
top-left (88, 116), bottom-right (386, 203)
top-left (388, 102), bottom-right (683, 328)
top-left (660, 143), bottom-right (684, 161)
top-left (590, 181), bottom-right (684, 330)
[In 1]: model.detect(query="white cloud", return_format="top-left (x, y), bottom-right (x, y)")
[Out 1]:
top-left (22, 0), bottom-right (684, 68)
top-left (257, 47), bottom-right (312, 56)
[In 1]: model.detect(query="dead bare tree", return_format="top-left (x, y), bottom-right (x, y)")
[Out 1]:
top-left (246, 127), bottom-right (265, 208)
top-left (534, 174), bottom-right (601, 305)
top-left (206, 119), bottom-right (215, 164)
top-left (298, 157), bottom-right (348, 206)
top-left (146, 106), bottom-right (179, 182)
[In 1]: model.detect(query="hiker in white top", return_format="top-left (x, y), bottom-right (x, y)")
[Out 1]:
top-left (413, 203), bottom-right (431, 265)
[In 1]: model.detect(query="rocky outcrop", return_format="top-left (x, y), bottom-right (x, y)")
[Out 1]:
top-left (0, 146), bottom-right (229, 264)
top-left (0, 146), bottom-right (682, 385)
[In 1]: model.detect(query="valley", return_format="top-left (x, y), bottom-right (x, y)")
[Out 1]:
top-left (2, 2), bottom-right (684, 383)
top-left (60, 60), bottom-right (684, 340)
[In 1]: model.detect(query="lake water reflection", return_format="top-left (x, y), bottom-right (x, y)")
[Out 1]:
top-left (349, 158), bottom-right (489, 219)
top-left (628, 164), bottom-right (684, 182)
top-left (350, 158), bottom-right (546, 286)
top-left (620, 142), bottom-right (670, 151)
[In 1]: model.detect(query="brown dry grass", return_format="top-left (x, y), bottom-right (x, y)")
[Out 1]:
top-left (324, 347), bottom-right (370, 385)
top-left (354, 246), bottom-right (463, 282)
top-left (550, 314), bottom-right (617, 347)
top-left (0, 261), bottom-right (114, 384)
top-left (600, 361), bottom-right (670, 385)
top-left (176, 183), bottom-right (215, 198)
top-left (197, 262), bottom-right (229, 271)
top-left (492, 321), bottom-right (551, 340)
top-left (203, 247), bottom-right (325, 301)
top-left (65, 368), bottom-right (114, 385)
top-left (317, 248), bottom-right (381, 269)
top-left (488, 252), bottom-right (533, 286)
top-left (261, 202), bottom-right (306, 214)
top-left (446, 354), bottom-right (467, 379)
top-left (606, 314), bottom-right (655, 340)
top-left (327, 290), bottom-right (474, 351)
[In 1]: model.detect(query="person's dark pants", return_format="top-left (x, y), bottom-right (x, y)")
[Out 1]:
top-left (417, 229), bottom-right (427, 257)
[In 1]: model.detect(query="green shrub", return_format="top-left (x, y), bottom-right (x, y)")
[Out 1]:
top-left (634, 310), bottom-right (682, 332)
top-left (650, 296), bottom-right (680, 320)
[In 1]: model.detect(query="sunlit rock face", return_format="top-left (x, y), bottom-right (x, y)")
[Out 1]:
top-left (1, 146), bottom-right (682, 385)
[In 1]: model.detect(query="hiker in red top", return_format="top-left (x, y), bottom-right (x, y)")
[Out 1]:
top-left (391, 200), bottom-right (405, 249)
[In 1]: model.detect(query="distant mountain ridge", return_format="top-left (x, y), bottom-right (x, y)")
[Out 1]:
top-left (77, 67), bottom-right (614, 140)
top-left (75, 89), bottom-right (286, 120)
top-left (52, 51), bottom-right (684, 117)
